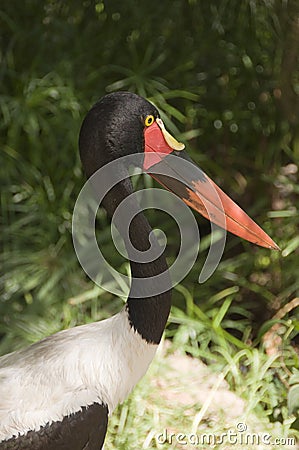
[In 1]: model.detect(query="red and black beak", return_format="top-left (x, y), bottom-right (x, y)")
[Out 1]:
top-left (143, 119), bottom-right (279, 250)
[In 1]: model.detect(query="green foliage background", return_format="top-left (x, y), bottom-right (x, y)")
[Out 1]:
top-left (1, 0), bottom-right (299, 439)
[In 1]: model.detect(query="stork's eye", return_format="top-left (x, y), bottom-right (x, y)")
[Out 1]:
top-left (144, 115), bottom-right (155, 127)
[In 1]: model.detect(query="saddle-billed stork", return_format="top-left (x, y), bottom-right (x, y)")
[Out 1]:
top-left (0, 92), bottom-right (279, 449)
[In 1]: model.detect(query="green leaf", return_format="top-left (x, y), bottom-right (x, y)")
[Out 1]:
top-left (288, 384), bottom-right (299, 415)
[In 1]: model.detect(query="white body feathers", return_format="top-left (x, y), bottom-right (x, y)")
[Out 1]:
top-left (0, 307), bottom-right (157, 441)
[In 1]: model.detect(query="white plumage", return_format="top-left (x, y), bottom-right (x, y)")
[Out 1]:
top-left (0, 307), bottom-right (157, 441)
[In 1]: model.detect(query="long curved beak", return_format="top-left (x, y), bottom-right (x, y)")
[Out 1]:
top-left (143, 120), bottom-right (279, 250)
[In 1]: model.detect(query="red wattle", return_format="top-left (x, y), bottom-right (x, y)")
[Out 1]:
top-left (143, 122), bottom-right (174, 170)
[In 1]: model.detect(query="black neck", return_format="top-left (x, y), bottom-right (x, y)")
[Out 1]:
top-left (102, 175), bottom-right (172, 344)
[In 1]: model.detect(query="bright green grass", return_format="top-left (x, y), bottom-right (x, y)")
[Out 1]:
top-left (105, 341), bottom-right (299, 450)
